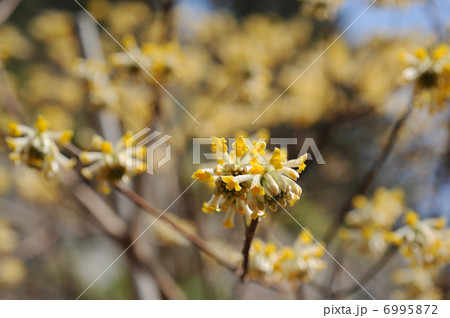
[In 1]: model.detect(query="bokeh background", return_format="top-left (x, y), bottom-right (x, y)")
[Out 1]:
top-left (0, 0), bottom-right (449, 299)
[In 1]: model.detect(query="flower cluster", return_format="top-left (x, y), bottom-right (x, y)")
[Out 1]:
top-left (339, 188), bottom-right (406, 256)
top-left (248, 231), bottom-right (326, 285)
top-left (0, 218), bottom-right (26, 287)
top-left (80, 133), bottom-right (147, 194)
top-left (6, 116), bottom-right (75, 177)
top-left (386, 212), bottom-right (449, 299)
top-left (192, 136), bottom-right (307, 228)
top-left (109, 34), bottom-right (183, 83)
top-left (400, 45), bottom-right (450, 113)
top-left (389, 211), bottom-right (449, 272)
top-left (391, 267), bottom-right (443, 300)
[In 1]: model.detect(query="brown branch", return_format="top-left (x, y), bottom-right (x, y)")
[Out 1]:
top-left (240, 218), bottom-right (259, 281)
top-left (115, 183), bottom-right (239, 271)
top-left (0, 60), bottom-right (26, 122)
top-left (62, 169), bottom-right (187, 300)
top-left (323, 103), bottom-right (413, 244)
top-left (333, 245), bottom-right (398, 298)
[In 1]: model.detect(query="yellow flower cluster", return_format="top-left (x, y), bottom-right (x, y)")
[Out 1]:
top-left (109, 34), bottom-right (183, 83)
top-left (192, 135), bottom-right (307, 228)
top-left (339, 187), bottom-right (449, 299)
top-left (389, 211), bottom-right (449, 272)
top-left (0, 218), bottom-right (26, 288)
top-left (80, 133), bottom-right (147, 194)
top-left (339, 188), bottom-right (406, 256)
top-left (5, 116), bottom-right (148, 195)
top-left (391, 267), bottom-right (443, 300)
top-left (248, 231), bottom-right (326, 285)
top-left (6, 116), bottom-right (75, 177)
top-left (400, 45), bottom-right (450, 113)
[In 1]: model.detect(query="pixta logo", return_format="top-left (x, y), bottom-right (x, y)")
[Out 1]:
top-left (125, 128), bottom-right (172, 174)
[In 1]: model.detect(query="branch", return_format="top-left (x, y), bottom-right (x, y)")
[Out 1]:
top-left (61, 168), bottom-right (187, 299)
top-left (240, 218), bottom-right (259, 281)
top-left (0, 60), bottom-right (26, 122)
top-left (115, 183), bottom-right (239, 271)
top-left (323, 103), bottom-right (413, 244)
top-left (333, 245), bottom-right (398, 298)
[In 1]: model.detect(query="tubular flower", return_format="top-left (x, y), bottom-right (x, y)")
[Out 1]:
top-left (79, 133), bottom-right (147, 194)
top-left (400, 45), bottom-right (450, 113)
top-left (192, 135), bottom-right (307, 228)
top-left (5, 116), bottom-right (75, 177)
top-left (248, 230), bottom-right (326, 285)
top-left (339, 188), bottom-right (406, 256)
top-left (388, 211), bottom-right (449, 272)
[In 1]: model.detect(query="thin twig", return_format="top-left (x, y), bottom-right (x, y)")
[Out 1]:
top-left (323, 103), bottom-right (413, 244)
top-left (333, 245), bottom-right (398, 298)
top-left (0, 60), bottom-right (26, 122)
top-left (64, 172), bottom-right (187, 299)
top-left (240, 218), bottom-right (259, 281)
top-left (115, 183), bottom-right (239, 271)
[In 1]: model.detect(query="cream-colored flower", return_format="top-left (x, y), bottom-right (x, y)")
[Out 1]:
top-left (390, 211), bottom-right (448, 271)
top-left (400, 45), bottom-right (450, 113)
top-left (80, 133), bottom-right (147, 194)
top-left (249, 230), bottom-right (326, 285)
top-left (340, 188), bottom-right (406, 256)
top-left (6, 116), bottom-right (75, 177)
top-left (193, 135), bottom-right (307, 228)
top-left (391, 267), bottom-right (443, 300)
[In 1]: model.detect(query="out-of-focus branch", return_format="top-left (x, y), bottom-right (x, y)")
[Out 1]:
top-left (63, 170), bottom-right (187, 300)
top-left (15, 225), bottom-right (59, 260)
top-left (0, 60), bottom-right (26, 122)
top-left (323, 103), bottom-right (413, 244)
top-left (239, 218), bottom-right (259, 281)
top-left (67, 173), bottom-right (129, 240)
top-left (333, 245), bottom-right (398, 298)
top-left (0, 0), bottom-right (21, 25)
top-left (130, 227), bottom-right (187, 300)
top-left (115, 183), bottom-right (238, 271)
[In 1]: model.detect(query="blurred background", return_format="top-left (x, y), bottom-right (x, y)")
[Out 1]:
top-left (0, 0), bottom-right (449, 299)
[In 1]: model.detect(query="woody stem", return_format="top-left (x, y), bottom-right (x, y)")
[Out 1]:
top-left (240, 218), bottom-right (259, 281)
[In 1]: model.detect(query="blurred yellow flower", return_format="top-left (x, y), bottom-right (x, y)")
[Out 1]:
top-left (5, 116), bottom-right (75, 177)
top-left (80, 133), bottom-right (147, 194)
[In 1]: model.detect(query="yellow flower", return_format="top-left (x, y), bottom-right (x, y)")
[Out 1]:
top-left (400, 45), bottom-right (450, 113)
top-left (5, 116), bottom-right (76, 177)
top-left (404, 210), bottom-right (419, 226)
top-left (194, 136), bottom-right (307, 228)
top-left (269, 148), bottom-right (284, 170)
top-left (80, 134), bottom-right (147, 194)
top-left (221, 176), bottom-right (242, 191)
top-left (211, 137), bottom-right (227, 153)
